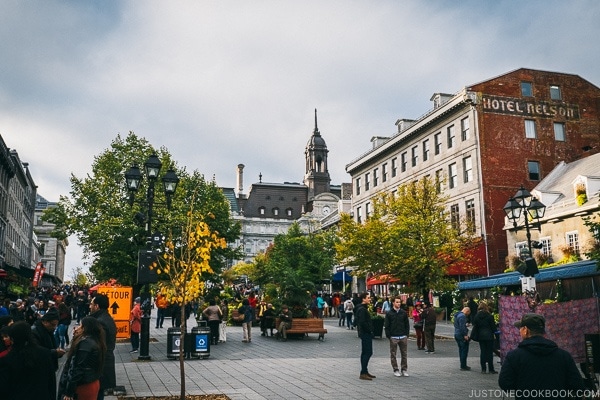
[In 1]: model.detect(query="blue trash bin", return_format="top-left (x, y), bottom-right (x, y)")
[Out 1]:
top-left (191, 325), bottom-right (211, 359)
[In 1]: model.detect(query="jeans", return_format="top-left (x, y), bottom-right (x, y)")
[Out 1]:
top-left (55, 324), bottom-right (68, 349)
top-left (131, 331), bottom-right (140, 351)
top-left (455, 335), bottom-right (470, 368)
top-left (346, 312), bottom-right (353, 328)
top-left (424, 324), bottom-right (436, 351)
top-left (156, 307), bottom-right (165, 328)
top-left (360, 332), bottom-right (373, 374)
top-left (415, 327), bottom-right (425, 349)
top-left (389, 336), bottom-right (408, 372)
top-left (242, 322), bottom-right (251, 341)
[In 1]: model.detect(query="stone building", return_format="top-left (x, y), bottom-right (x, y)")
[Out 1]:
top-left (34, 194), bottom-right (68, 283)
top-left (346, 68), bottom-right (600, 277)
top-left (225, 110), bottom-right (350, 264)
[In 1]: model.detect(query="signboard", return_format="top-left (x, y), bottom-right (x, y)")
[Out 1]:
top-left (96, 286), bottom-right (133, 339)
top-left (194, 333), bottom-right (209, 352)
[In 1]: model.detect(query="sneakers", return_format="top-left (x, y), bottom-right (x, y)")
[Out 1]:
top-left (402, 371), bottom-right (409, 377)
top-left (393, 370), bottom-right (402, 377)
top-left (359, 374), bottom-right (372, 380)
top-left (488, 370), bottom-right (498, 374)
top-left (460, 366), bottom-right (471, 371)
top-left (425, 350), bottom-right (435, 354)
top-left (129, 349), bottom-right (138, 353)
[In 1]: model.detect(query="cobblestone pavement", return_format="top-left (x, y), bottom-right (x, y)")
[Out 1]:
top-left (103, 313), bottom-right (504, 400)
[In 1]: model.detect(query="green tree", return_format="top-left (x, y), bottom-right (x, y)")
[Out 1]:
top-left (583, 214), bottom-right (600, 266)
top-left (43, 132), bottom-right (241, 285)
top-left (255, 223), bottom-right (337, 310)
top-left (336, 176), bottom-right (479, 294)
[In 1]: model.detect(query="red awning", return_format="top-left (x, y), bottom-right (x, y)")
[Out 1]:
top-left (367, 274), bottom-right (401, 286)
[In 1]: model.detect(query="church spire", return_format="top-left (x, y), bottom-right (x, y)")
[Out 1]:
top-left (313, 108), bottom-right (320, 136)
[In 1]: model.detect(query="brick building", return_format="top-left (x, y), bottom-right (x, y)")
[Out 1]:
top-left (346, 68), bottom-right (600, 277)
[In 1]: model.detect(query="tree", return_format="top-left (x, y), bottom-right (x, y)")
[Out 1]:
top-left (583, 214), bottom-right (600, 266)
top-left (254, 223), bottom-right (337, 311)
top-left (336, 176), bottom-right (479, 294)
top-left (43, 132), bottom-right (241, 285)
top-left (152, 199), bottom-right (227, 400)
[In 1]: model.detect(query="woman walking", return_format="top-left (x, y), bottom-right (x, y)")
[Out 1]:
top-left (472, 302), bottom-right (498, 374)
top-left (57, 316), bottom-right (106, 400)
top-left (412, 301), bottom-right (425, 350)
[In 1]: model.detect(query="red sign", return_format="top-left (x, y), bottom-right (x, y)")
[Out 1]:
top-left (32, 262), bottom-right (45, 287)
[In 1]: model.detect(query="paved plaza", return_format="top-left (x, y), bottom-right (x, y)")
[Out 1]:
top-left (93, 311), bottom-right (506, 400)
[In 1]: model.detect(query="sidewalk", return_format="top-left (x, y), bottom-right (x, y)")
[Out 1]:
top-left (103, 313), bottom-right (501, 400)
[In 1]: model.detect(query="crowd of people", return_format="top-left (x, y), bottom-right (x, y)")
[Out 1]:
top-left (0, 284), bottom-right (118, 400)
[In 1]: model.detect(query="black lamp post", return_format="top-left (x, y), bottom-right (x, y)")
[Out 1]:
top-left (503, 186), bottom-right (546, 277)
top-left (125, 154), bottom-right (179, 360)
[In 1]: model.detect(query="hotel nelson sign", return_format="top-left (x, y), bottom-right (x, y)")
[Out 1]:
top-left (481, 94), bottom-right (580, 120)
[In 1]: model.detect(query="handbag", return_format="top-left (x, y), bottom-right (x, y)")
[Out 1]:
top-left (470, 325), bottom-right (479, 342)
top-left (413, 321), bottom-right (423, 329)
top-left (234, 313), bottom-right (245, 322)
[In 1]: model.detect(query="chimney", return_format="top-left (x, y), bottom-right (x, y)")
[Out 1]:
top-left (237, 164), bottom-right (245, 195)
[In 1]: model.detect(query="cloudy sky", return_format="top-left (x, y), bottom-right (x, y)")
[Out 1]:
top-left (1, 1), bottom-right (599, 279)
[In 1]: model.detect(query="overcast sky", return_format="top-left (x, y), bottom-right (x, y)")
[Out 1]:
top-left (1, 1), bottom-right (599, 280)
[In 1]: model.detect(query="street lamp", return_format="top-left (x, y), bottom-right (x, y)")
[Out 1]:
top-left (503, 185), bottom-right (546, 281)
top-left (125, 154), bottom-right (179, 360)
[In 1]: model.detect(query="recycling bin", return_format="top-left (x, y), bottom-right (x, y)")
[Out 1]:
top-left (166, 327), bottom-right (182, 359)
top-left (190, 325), bottom-right (211, 359)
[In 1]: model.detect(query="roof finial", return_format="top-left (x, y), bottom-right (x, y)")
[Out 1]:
top-left (313, 108), bottom-right (320, 135)
top-left (259, 172), bottom-right (262, 183)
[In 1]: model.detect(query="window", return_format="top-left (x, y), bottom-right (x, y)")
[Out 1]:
top-left (382, 163), bottom-right (388, 182)
top-left (356, 207), bottom-right (362, 223)
top-left (448, 163), bottom-right (458, 189)
top-left (461, 117), bottom-right (470, 141)
top-left (540, 237), bottom-right (552, 257)
top-left (434, 132), bottom-right (442, 155)
top-left (365, 173), bottom-right (370, 190)
top-left (365, 203), bottom-right (371, 219)
top-left (550, 85), bottom-right (561, 100)
top-left (465, 199), bottom-right (475, 234)
top-left (272, 208), bottom-right (279, 216)
top-left (391, 158), bottom-right (397, 177)
top-left (450, 204), bottom-right (460, 231)
top-left (554, 122), bottom-right (565, 141)
top-left (525, 120), bottom-right (537, 139)
top-left (373, 168), bottom-right (379, 187)
top-left (447, 125), bottom-right (455, 148)
top-left (401, 152), bottom-right (407, 172)
top-left (435, 169), bottom-right (443, 193)
top-left (411, 146), bottom-right (418, 167)
top-left (259, 207), bottom-right (265, 216)
top-left (521, 82), bottom-right (533, 97)
top-left (528, 161), bottom-right (540, 181)
top-left (566, 231), bottom-right (579, 256)
top-left (516, 242), bottom-right (528, 258)
top-left (286, 208), bottom-right (293, 217)
top-left (463, 156), bottom-right (473, 183)
top-left (355, 177), bottom-right (361, 195)
top-left (423, 139), bottom-right (430, 161)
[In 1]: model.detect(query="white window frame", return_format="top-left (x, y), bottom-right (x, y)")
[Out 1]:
top-left (525, 120), bottom-right (537, 139)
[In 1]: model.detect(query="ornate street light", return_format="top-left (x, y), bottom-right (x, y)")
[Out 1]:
top-left (503, 185), bottom-right (546, 278)
top-left (124, 154), bottom-right (178, 360)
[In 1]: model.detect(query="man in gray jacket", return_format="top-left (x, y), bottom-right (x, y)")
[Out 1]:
top-left (384, 296), bottom-right (410, 377)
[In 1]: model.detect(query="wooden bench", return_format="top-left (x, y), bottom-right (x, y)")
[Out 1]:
top-left (275, 318), bottom-right (327, 341)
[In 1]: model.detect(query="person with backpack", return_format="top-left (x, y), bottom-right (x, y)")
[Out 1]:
top-left (344, 297), bottom-right (354, 329)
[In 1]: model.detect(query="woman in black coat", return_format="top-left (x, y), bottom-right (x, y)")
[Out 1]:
top-left (0, 321), bottom-right (56, 400)
top-left (471, 302), bottom-right (497, 374)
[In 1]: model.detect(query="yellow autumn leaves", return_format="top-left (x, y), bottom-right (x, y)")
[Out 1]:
top-left (152, 216), bottom-right (226, 306)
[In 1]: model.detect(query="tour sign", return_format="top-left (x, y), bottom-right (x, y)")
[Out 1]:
top-left (96, 286), bottom-right (133, 322)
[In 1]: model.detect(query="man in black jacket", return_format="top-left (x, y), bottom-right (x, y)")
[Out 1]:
top-left (31, 308), bottom-right (65, 371)
top-left (499, 313), bottom-right (584, 400)
top-left (384, 296), bottom-right (410, 377)
top-left (90, 293), bottom-right (118, 400)
top-left (355, 292), bottom-right (375, 381)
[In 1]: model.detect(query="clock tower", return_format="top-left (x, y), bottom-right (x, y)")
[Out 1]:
top-left (304, 109), bottom-right (331, 200)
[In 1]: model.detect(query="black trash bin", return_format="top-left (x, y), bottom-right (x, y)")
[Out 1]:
top-left (190, 325), bottom-right (211, 359)
top-left (166, 327), bottom-right (182, 359)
